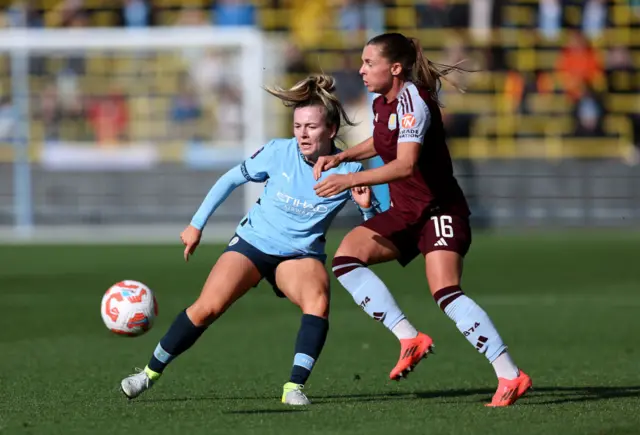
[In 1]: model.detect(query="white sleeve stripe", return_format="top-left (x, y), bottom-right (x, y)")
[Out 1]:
top-left (398, 96), bottom-right (406, 115)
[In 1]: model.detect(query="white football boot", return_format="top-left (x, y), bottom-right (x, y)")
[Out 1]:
top-left (121, 368), bottom-right (155, 399)
top-left (281, 382), bottom-right (311, 405)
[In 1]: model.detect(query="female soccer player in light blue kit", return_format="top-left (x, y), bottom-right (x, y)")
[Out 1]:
top-left (120, 75), bottom-right (379, 405)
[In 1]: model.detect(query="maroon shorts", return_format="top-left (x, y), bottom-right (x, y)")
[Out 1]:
top-left (361, 208), bottom-right (472, 267)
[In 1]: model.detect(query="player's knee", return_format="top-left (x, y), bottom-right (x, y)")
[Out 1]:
top-left (187, 298), bottom-right (228, 327)
top-left (299, 287), bottom-right (330, 318)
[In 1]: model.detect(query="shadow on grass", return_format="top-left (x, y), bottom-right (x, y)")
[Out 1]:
top-left (223, 409), bottom-right (308, 415)
top-left (143, 385), bottom-right (640, 407)
top-left (316, 385), bottom-right (640, 406)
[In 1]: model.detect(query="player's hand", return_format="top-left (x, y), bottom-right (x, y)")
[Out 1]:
top-left (314, 173), bottom-right (354, 198)
top-left (180, 225), bottom-right (202, 262)
top-left (350, 186), bottom-right (371, 209)
top-left (313, 155), bottom-right (342, 180)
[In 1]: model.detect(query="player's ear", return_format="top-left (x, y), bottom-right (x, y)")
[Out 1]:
top-left (329, 123), bottom-right (337, 139)
top-left (390, 62), bottom-right (403, 77)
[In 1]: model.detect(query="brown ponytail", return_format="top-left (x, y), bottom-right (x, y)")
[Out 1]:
top-left (368, 33), bottom-right (473, 107)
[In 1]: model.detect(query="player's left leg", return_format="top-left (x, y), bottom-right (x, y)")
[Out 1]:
top-left (422, 215), bottom-right (531, 407)
top-left (274, 257), bottom-right (330, 405)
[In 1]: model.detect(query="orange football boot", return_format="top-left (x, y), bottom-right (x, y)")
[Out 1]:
top-left (389, 332), bottom-right (434, 380)
top-left (485, 370), bottom-right (532, 407)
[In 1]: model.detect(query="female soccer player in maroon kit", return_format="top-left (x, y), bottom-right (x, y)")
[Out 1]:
top-left (314, 33), bottom-right (531, 407)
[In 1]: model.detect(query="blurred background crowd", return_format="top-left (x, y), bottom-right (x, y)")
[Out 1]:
top-left (0, 0), bottom-right (638, 232)
top-left (0, 0), bottom-right (638, 161)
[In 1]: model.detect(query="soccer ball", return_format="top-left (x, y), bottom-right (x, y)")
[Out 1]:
top-left (101, 280), bottom-right (158, 336)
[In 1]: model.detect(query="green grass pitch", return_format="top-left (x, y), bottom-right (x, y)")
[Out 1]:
top-left (1, 231), bottom-right (639, 434)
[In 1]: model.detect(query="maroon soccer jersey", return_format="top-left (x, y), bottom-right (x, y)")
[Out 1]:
top-left (372, 82), bottom-right (469, 220)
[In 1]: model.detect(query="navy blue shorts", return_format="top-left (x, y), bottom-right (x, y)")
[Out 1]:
top-left (223, 234), bottom-right (326, 298)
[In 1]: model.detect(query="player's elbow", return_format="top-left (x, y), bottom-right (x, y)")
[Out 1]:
top-left (396, 159), bottom-right (417, 179)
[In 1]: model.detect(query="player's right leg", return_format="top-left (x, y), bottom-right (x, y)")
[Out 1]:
top-left (331, 213), bottom-right (434, 381)
top-left (120, 251), bottom-right (261, 399)
top-left (274, 257), bottom-right (330, 405)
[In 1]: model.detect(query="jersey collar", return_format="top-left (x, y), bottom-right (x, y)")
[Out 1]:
top-left (384, 81), bottom-right (412, 104)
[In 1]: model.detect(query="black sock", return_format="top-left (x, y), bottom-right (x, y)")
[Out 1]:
top-left (147, 310), bottom-right (207, 374)
top-left (289, 314), bottom-right (329, 385)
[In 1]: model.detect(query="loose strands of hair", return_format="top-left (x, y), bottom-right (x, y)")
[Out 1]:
top-left (368, 33), bottom-right (476, 108)
top-left (263, 75), bottom-right (357, 132)
top-left (409, 37), bottom-right (474, 106)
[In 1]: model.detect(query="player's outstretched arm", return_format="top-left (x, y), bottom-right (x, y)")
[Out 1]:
top-left (313, 137), bottom-right (376, 180)
top-left (314, 142), bottom-right (420, 198)
top-left (183, 165), bottom-right (249, 261)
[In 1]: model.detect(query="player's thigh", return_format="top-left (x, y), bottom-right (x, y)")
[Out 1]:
top-left (274, 257), bottom-right (330, 318)
top-left (187, 251), bottom-right (262, 326)
top-left (334, 225), bottom-right (400, 265)
top-left (419, 214), bottom-right (471, 295)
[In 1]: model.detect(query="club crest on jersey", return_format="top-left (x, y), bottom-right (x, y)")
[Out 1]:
top-left (401, 113), bottom-right (416, 129)
top-left (388, 114), bottom-right (397, 130)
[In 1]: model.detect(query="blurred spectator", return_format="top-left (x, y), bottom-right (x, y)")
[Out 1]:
top-left (582, 0), bottom-right (607, 40)
top-left (174, 6), bottom-right (208, 27)
top-left (333, 52), bottom-right (369, 146)
top-left (39, 83), bottom-right (62, 141)
top-left (572, 85), bottom-right (606, 137)
top-left (284, 43), bottom-right (311, 77)
top-left (0, 97), bottom-right (16, 142)
top-left (45, 0), bottom-right (84, 27)
top-left (87, 88), bottom-right (129, 146)
top-left (189, 49), bottom-right (240, 99)
top-left (605, 45), bottom-right (636, 93)
top-left (6, 0), bottom-right (43, 27)
top-left (289, 0), bottom-right (331, 50)
top-left (56, 63), bottom-right (82, 115)
top-left (504, 69), bottom-right (553, 114)
top-left (439, 39), bottom-right (482, 138)
top-left (538, 0), bottom-right (562, 40)
top-left (171, 74), bottom-right (202, 141)
top-left (334, 53), bottom-right (365, 106)
top-left (338, 0), bottom-right (385, 46)
top-left (555, 31), bottom-right (604, 102)
top-left (469, 0), bottom-right (493, 42)
top-left (417, 0), bottom-right (450, 28)
top-left (212, 0), bottom-right (256, 27)
top-left (213, 82), bottom-right (243, 142)
top-left (123, 0), bottom-right (150, 28)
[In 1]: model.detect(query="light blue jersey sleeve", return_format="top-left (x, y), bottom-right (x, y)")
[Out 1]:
top-left (190, 140), bottom-right (281, 230)
top-left (190, 165), bottom-right (248, 230)
top-left (239, 139), bottom-right (280, 182)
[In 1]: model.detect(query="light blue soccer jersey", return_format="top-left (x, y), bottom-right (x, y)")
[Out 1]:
top-left (190, 138), bottom-right (378, 257)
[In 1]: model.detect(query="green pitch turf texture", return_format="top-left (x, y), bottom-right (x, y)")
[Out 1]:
top-left (1, 231), bottom-right (639, 435)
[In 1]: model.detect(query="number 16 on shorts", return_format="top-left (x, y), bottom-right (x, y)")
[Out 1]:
top-left (431, 215), bottom-right (454, 239)
top-left (425, 214), bottom-right (472, 257)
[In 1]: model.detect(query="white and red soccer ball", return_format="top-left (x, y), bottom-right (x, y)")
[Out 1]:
top-left (101, 280), bottom-right (158, 336)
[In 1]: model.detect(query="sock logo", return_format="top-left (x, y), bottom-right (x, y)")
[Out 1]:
top-left (476, 335), bottom-right (488, 350)
top-left (359, 296), bottom-right (371, 309)
top-left (463, 322), bottom-right (481, 337)
top-left (373, 311), bottom-right (386, 322)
